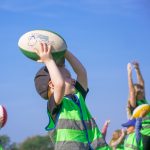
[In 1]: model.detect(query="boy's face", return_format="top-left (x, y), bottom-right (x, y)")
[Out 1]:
top-left (126, 126), bottom-right (135, 134)
top-left (113, 132), bottom-right (119, 139)
top-left (112, 131), bottom-right (121, 140)
top-left (59, 67), bottom-right (76, 95)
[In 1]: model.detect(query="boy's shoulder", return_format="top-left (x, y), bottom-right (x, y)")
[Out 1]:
top-left (75, 81), bottom-right (89, 100)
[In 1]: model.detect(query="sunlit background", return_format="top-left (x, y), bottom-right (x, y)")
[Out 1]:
top-left (0, 0), bottom-right (150, 144)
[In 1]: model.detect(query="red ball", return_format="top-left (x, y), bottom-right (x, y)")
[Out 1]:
top-left (0, 105), bottom-right (7, 128)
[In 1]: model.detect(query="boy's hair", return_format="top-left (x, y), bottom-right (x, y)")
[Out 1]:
top-left (34, 66), bottom-right (50, 100)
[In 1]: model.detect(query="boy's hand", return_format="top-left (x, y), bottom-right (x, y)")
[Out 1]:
top-left (105, 120), bottom-right (110, 126)
top-left (34, 43), bottom-right (53, 63)
top-left (127, 63), bottom-right (132, 73)
top-left (132, 61), bottom-right (139, 70)
top-left (64, 49), bottom-right (69, 57)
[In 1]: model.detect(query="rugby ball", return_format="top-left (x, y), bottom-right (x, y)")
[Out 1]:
top-left (0, 105), bottom-right (7, 128)
top-left (18, 30), bottom-right (67, 65)
top-left (132, 104), bottom-right (150, 118)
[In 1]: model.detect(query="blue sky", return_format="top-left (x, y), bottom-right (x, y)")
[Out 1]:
top-left (0, 0), bottom-right (150, 144)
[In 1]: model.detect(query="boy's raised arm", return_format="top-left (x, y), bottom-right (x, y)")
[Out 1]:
top-left (35, 43), bottom-right (65, 104)
top-left (132, 61), bottom-right (144, 87)
top-left (65, 50), bottom-right (88, 91)
top-left (127, 63), bottom-right (136, 107)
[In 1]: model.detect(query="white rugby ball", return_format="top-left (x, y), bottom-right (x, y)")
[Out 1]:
top-left (0, 105), bottom-right (7, 128)
top-left (18, 30), bottom-right (67, 64)
top-left (132, 104), bottom-right (150, 118)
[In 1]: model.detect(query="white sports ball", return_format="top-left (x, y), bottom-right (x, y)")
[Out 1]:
top-left (0, 105), bottom-right (7, 128)
top-left (18, 30), bottom-right (67, 64)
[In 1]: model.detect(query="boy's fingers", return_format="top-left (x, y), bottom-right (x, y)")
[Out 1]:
top-left (40, 43), bottom-right (44, 52)
top-left (44, 43), bottom-right (47, 52)
top-left (48, 44), bottom-right (52, 52)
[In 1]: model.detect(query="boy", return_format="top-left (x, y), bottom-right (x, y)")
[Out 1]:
top-left (126, 61), bottom-right (150, 149)
top-left (122, 118), bottom-right (143, 150)
top-left (122, 109), bottom-right (149, 150)
top-left (34, 43), bottom-right (109, 150)
top-left (109, 129), bottom-right (125, 150)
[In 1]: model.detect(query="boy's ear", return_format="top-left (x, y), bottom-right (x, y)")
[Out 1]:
top-left (48, 81), bottom-right (54, 89)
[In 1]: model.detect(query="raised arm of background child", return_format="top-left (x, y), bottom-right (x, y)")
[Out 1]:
top-left (132, 61), bottom-right (145, 87)
top-left (127, 63), bottom-right (136, 107)
top-left (101, 120), bottom-right (110, 139)
top-left (64, 50), bottom-right (88, 91)
top-left (133, 61), bottom-right (145, 97)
